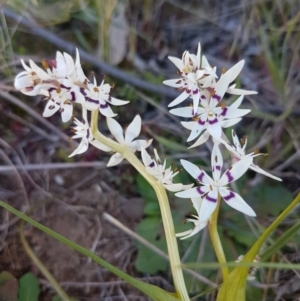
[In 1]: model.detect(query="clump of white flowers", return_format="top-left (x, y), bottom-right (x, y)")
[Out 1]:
top-left (14, 43), bottom-right (281, 242)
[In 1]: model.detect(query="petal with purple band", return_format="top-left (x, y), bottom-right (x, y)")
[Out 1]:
top-left (200, 189), bottom-right (218, 221)
top-left (219, 187), bottom-right (256, 216)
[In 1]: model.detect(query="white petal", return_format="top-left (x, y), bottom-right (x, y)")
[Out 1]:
top-left (107, 153), bottom-right (124, 167)
top-left (200, 189), bottom-right (218, 221)
top-left (219, 187), bottom-right (256, 216)
top-left (227, 86), bottom-right (257, 95)
top-left (221, 107), bottom-right (251, 119)
top-left (227, 60), bottom-right (244, 83)
top-left (168, 91), bottom-right (190, 107)
top-left (175, 186), bottom-right (210, 198)
top-left (163, 183), bottom-right (185, 192)
top-left (55, 51), bottom-right (67, 78)
top-left (128, 139), bottom-right (153, 151)
top-left (163, 78), bottom-right (184, 88)
top-left (206, 116), bottom-right (221, 139)
top-left (69, 138), bottom-right (89, 157)
top-left (219, 157), bottom-right (252, 186)
top-left (181, 121), bottom-right (196, 130)
top-left (229, 95), bottom-right (244, 109)
top-left (188, 130), bottom-right (210, 148)
top-left (169, 107), bottom-right (195, 118)
top-left (196, 43), bottom-right (201, 68)
top-left (141, 147), bottom-right (153, 167)
top-left (168, 56), bottom-right (183, 70)
top-left (250, 164), bottom-right (282, 181)
top-left (187, 117), bottom-right (206, 142)
top-left (220, 118), bottom-right (241, 128)
top-left (43, 100), bottom-right (60, 118)
top-left (107, 117), bottom-right (125, 144)
top-left (61, 101), bottom-right (73, 122)
top-left (125, 115), bottom-right (141, 144)
top-left (99, 102), bottom-right (117, 117)
top-left (211, 144), bottom-right (223, 181)
top-left (107, 96), bottom-right (129, 106)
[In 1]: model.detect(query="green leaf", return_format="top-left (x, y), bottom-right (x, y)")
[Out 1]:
top-left (18, 273), bottom-right (40, 301)
top-left (217, 193), bottom-right (300, 301)
top-left (0, 201), bottom-right (181, 301)
top-left (135, 217), bottom-right (168, 274)
top-left (0, 272), bottom-right (18, 301)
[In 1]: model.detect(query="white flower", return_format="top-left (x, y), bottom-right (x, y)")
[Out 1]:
top-left (41, 79), bottom-right (85, 122)
top-left (176, 197), bottom-right (208, 240)
top-left (106, 115), bottom-right (153, 166)
top-left (163, 43), bottom-right (257, 113)
top-left (223, 130), bottom-right (282, 181)
top-left (176, 144), bottom-right (256, 221)
top-left (163, 43), bottom-right (215, 112)
top-left (141, 148), bottom-right (193, 192)
top-left (14, 59), bottom-right (52, 96)
top-left (69, 107), bottom-right (111, 157)
top-left (170, 70), bottom-right (251, 142)
top-left (83, 76), bottom-right (129, 117)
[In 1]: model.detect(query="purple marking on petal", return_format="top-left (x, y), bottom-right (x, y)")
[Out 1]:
top-left (223, 191), bottom-right (235, 201)
top-left (212, 94), bottom-right (221, 102)
top-left (70, 91), bottom-right (76, 101)
top-left (196, 186), bottom-right (206, 195)
top-left (220, 107), bottom-right (228, 116)
top-left (201, 95), bottom-right (206, 99)
top-left (49, 105), bottom-right (55, 110)
top-left (86, 129), bottom-right (90, 139)
top-left (186, 89), bottom-right (191, 94)
top-left (80, 88), bottom-right (86, 96)
top-left (48, 87), bottom-right (56, 93)
top-left (87, 97), bottom-right (99, 105)
top-left (215, 165), bottom-right (221, 171)
top-left (149, 162), bottom-right (155, 168)
top-left (197, 172), bottom-right (204, 182)
top-left (100, 103), bottom-right (108, 109)
top-left (60, 84), bottom-right (70, 90)
top-left (193, 89), bottom-right (198, 95)
top-left (226, 171), bottom-right (234, 182)
top-left (198, 119), bottom-right (205, 126)
top-left (206, 195), bottom-right (217, 202)
top-left (208, 118), bottom-right (218, 125)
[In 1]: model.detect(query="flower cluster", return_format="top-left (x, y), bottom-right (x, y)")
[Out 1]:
top-left (164, 43), bottom-right (282, 239)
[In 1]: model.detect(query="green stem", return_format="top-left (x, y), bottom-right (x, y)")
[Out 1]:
top-left (208, 194), bottom-right (229, 280)
top-left (91, 110), bottom-right (190, 301)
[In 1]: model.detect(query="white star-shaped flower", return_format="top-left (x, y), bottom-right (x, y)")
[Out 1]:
top-left (41, 79), bottom-right (85, 122)
top-left (106, 115), bottom-right (153, 166)
top-left (69, 107), bottom-right (111, 157)
top-left (170, 69), bottom-right (251, 142)
top-left (176, 197), bottom-right (208, 240)
top-left (222, 130), bottom-right (282, 181)
top-left (141, 148), bottom-right (193, 192)
top-left (176, 144), bottom-right (256, 221)
top-left (82, 77), bottom-right (129, 117)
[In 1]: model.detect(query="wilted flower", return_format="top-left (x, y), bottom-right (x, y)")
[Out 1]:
top-left (141, 148), bottom-right (193, 192)
top-left (106, 115), bottom-right (152, 166)
top-left (176, 144), bottom-right (256, 221)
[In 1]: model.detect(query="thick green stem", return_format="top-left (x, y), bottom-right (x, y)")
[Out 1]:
top-left (208, 194), bottom-right (229, 280)
top-left (91, 110), bottom-right (190, 301)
